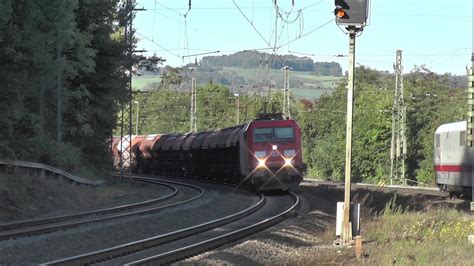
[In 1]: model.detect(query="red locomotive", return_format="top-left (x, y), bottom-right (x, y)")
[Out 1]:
top-left (114, 114), bottom-right (303, 190)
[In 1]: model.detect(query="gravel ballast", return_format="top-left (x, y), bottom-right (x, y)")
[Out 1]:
top-left (181, 182), bottom-right (453, 265)
top-left (0, 180), bottom-right (257, 265)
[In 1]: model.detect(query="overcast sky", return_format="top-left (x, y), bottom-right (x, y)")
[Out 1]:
top-left (134, 0), bottom-right (472, 75)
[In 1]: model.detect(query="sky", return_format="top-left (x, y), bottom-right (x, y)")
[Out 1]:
top-left (134, 0), bottom-right (473, 75)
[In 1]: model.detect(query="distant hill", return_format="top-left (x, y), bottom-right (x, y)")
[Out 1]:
top-left (133, 66), bottom-right (341, 101)
top-left (133, 51), bottom-right (343, 100)
top-left (200, 51), bottom-right (342, 76)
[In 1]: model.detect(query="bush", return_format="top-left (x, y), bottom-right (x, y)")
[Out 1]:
top-left (366, 207), bottom-right (474, 264)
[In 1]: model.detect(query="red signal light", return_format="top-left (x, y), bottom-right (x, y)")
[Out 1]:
top-left (336, 9), bottom-right (345, 18)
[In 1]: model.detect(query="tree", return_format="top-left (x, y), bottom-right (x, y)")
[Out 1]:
top-left (0, 0), bottom-right (141, 177)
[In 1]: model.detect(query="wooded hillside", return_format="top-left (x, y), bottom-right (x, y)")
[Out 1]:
top-left (200, 51), bottom-right (342, 76)
top-left (0, 0), bottom-right (133, 177)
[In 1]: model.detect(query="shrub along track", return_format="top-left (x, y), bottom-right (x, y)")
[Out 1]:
top-left (42, 190), bottom-right (299, 265)
top-left (0, 177), bottom-right (203, 241)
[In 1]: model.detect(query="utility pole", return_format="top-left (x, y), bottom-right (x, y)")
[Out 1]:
top-left (119, 0), bottom-right (145, 178)
top-left (190, 78), bottom-right (197, 131)
top-left (390, 50), bottom-right (407, 185)
top-left (282, 66), bottom-right (291, 119)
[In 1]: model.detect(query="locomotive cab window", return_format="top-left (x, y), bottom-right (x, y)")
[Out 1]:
top-left (254, 127), bottom-right (295, 142)
top-left (274, 127), bottom-right (294, 142)
top-left (254, 128), bottom-right (273, 142)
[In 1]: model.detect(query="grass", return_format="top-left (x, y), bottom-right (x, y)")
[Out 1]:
top-left (220, 67), bottom-right (340, 85)
top-left (363, 201), bottom-right (474, 264)
top-left (291, 87), bottom-right (331, 100)
top-left (286, 196), bottom-right (474, 265)
top-left (132, 75), bottom-right (162, 91)
top-left (132, 68), bottom-right (341, 100)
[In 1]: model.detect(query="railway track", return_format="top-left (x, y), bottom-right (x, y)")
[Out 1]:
top-left (42, 191), bottom-right (299, 265)
top-left (0, 177), bottom-right (203, 241)
top-left (302, 179), bottom-right (446, 197)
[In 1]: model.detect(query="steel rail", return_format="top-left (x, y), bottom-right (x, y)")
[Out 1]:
top-left (0, 180), bottom-right (176, 232)
top-left (0, 178), bottom-right (204, 241)
top-left (127, 191), bottom-right (300, 265)
top-left (42, 193), bottom-right (265, 266)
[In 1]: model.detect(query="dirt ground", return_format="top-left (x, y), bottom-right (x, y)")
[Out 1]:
top-left (0, 171), bottom-right (165, 223)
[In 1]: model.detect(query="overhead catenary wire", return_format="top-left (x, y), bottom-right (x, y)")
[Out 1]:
top-left (136, 32), bottom-right (180, 58)
top-left (277, 18), bottom-right (334, 50)
top-left (150, 1), bottom-right (250, 56)
top-left (233, 0), bottom-right (272, 48)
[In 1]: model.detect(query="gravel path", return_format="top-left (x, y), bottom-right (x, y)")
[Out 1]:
top-left (0, 184), bottom-right (257, 265)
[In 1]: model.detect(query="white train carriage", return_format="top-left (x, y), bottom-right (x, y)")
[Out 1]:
top-left (434, 121), bottom-right (473, 197)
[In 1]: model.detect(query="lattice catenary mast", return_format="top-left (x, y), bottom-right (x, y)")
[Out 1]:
top-left (119, 0), bottom-right (145, 177)
top-left (390, 49), bottom-right (407, 185)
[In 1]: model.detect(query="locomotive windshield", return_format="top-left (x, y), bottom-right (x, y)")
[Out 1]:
top-left (254, 127), bottom-right (294, 142)
top-left (254, 128), bottom-right (273, 142)
top-left (274, 127), bottom-right (294, 141)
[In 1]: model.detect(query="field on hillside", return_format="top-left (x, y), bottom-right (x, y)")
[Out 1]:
top-left (132, 75), bottom-right (162, 91)
top-left (133, 68), bottom-right (342, 100)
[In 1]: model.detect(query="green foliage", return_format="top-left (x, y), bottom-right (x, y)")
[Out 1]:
top-left (0, 0), bottom-right (463, 184)
top-left (403, 66), bottom-right (464, 183)
top-left (136, 89), bottom-right (191, 134)
top-left (0, 0), bottom-right (133, 177)
top-left (367, 208), bottom-right (474, 264)
top-left (300, 65), bottom-right (464, 184)
top-left (133, 83), bottom-right (299, 134)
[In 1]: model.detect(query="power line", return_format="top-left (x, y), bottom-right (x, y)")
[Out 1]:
top-left (146, 7), bottom-right (470, 18)
top-left (136, 32), bottom-right (180, 58)
top-left (277, 18), bottom-right (334, 49)
top-left (233, 0), bottom-right (271, 48)
top-left (155, 1), bottom-right (183, 16)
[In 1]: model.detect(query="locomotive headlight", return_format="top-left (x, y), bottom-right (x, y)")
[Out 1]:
top-left (283, 150), bottom-right (296, 167)
top-left (255, 151), bottom-right (267, 168)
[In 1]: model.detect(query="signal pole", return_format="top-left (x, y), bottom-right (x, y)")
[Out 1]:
top-left (390, 50), bottom-right (407, 185)
top-left (334, 0), bottom-right (369, 245)
top-left (342, 27), bottom-right (356, 244)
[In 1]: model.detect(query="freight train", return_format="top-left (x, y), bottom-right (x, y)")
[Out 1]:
top-left (113, 114), bottom-right (303, 190)
top-left (434, 121), bottom-right (473, 198)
